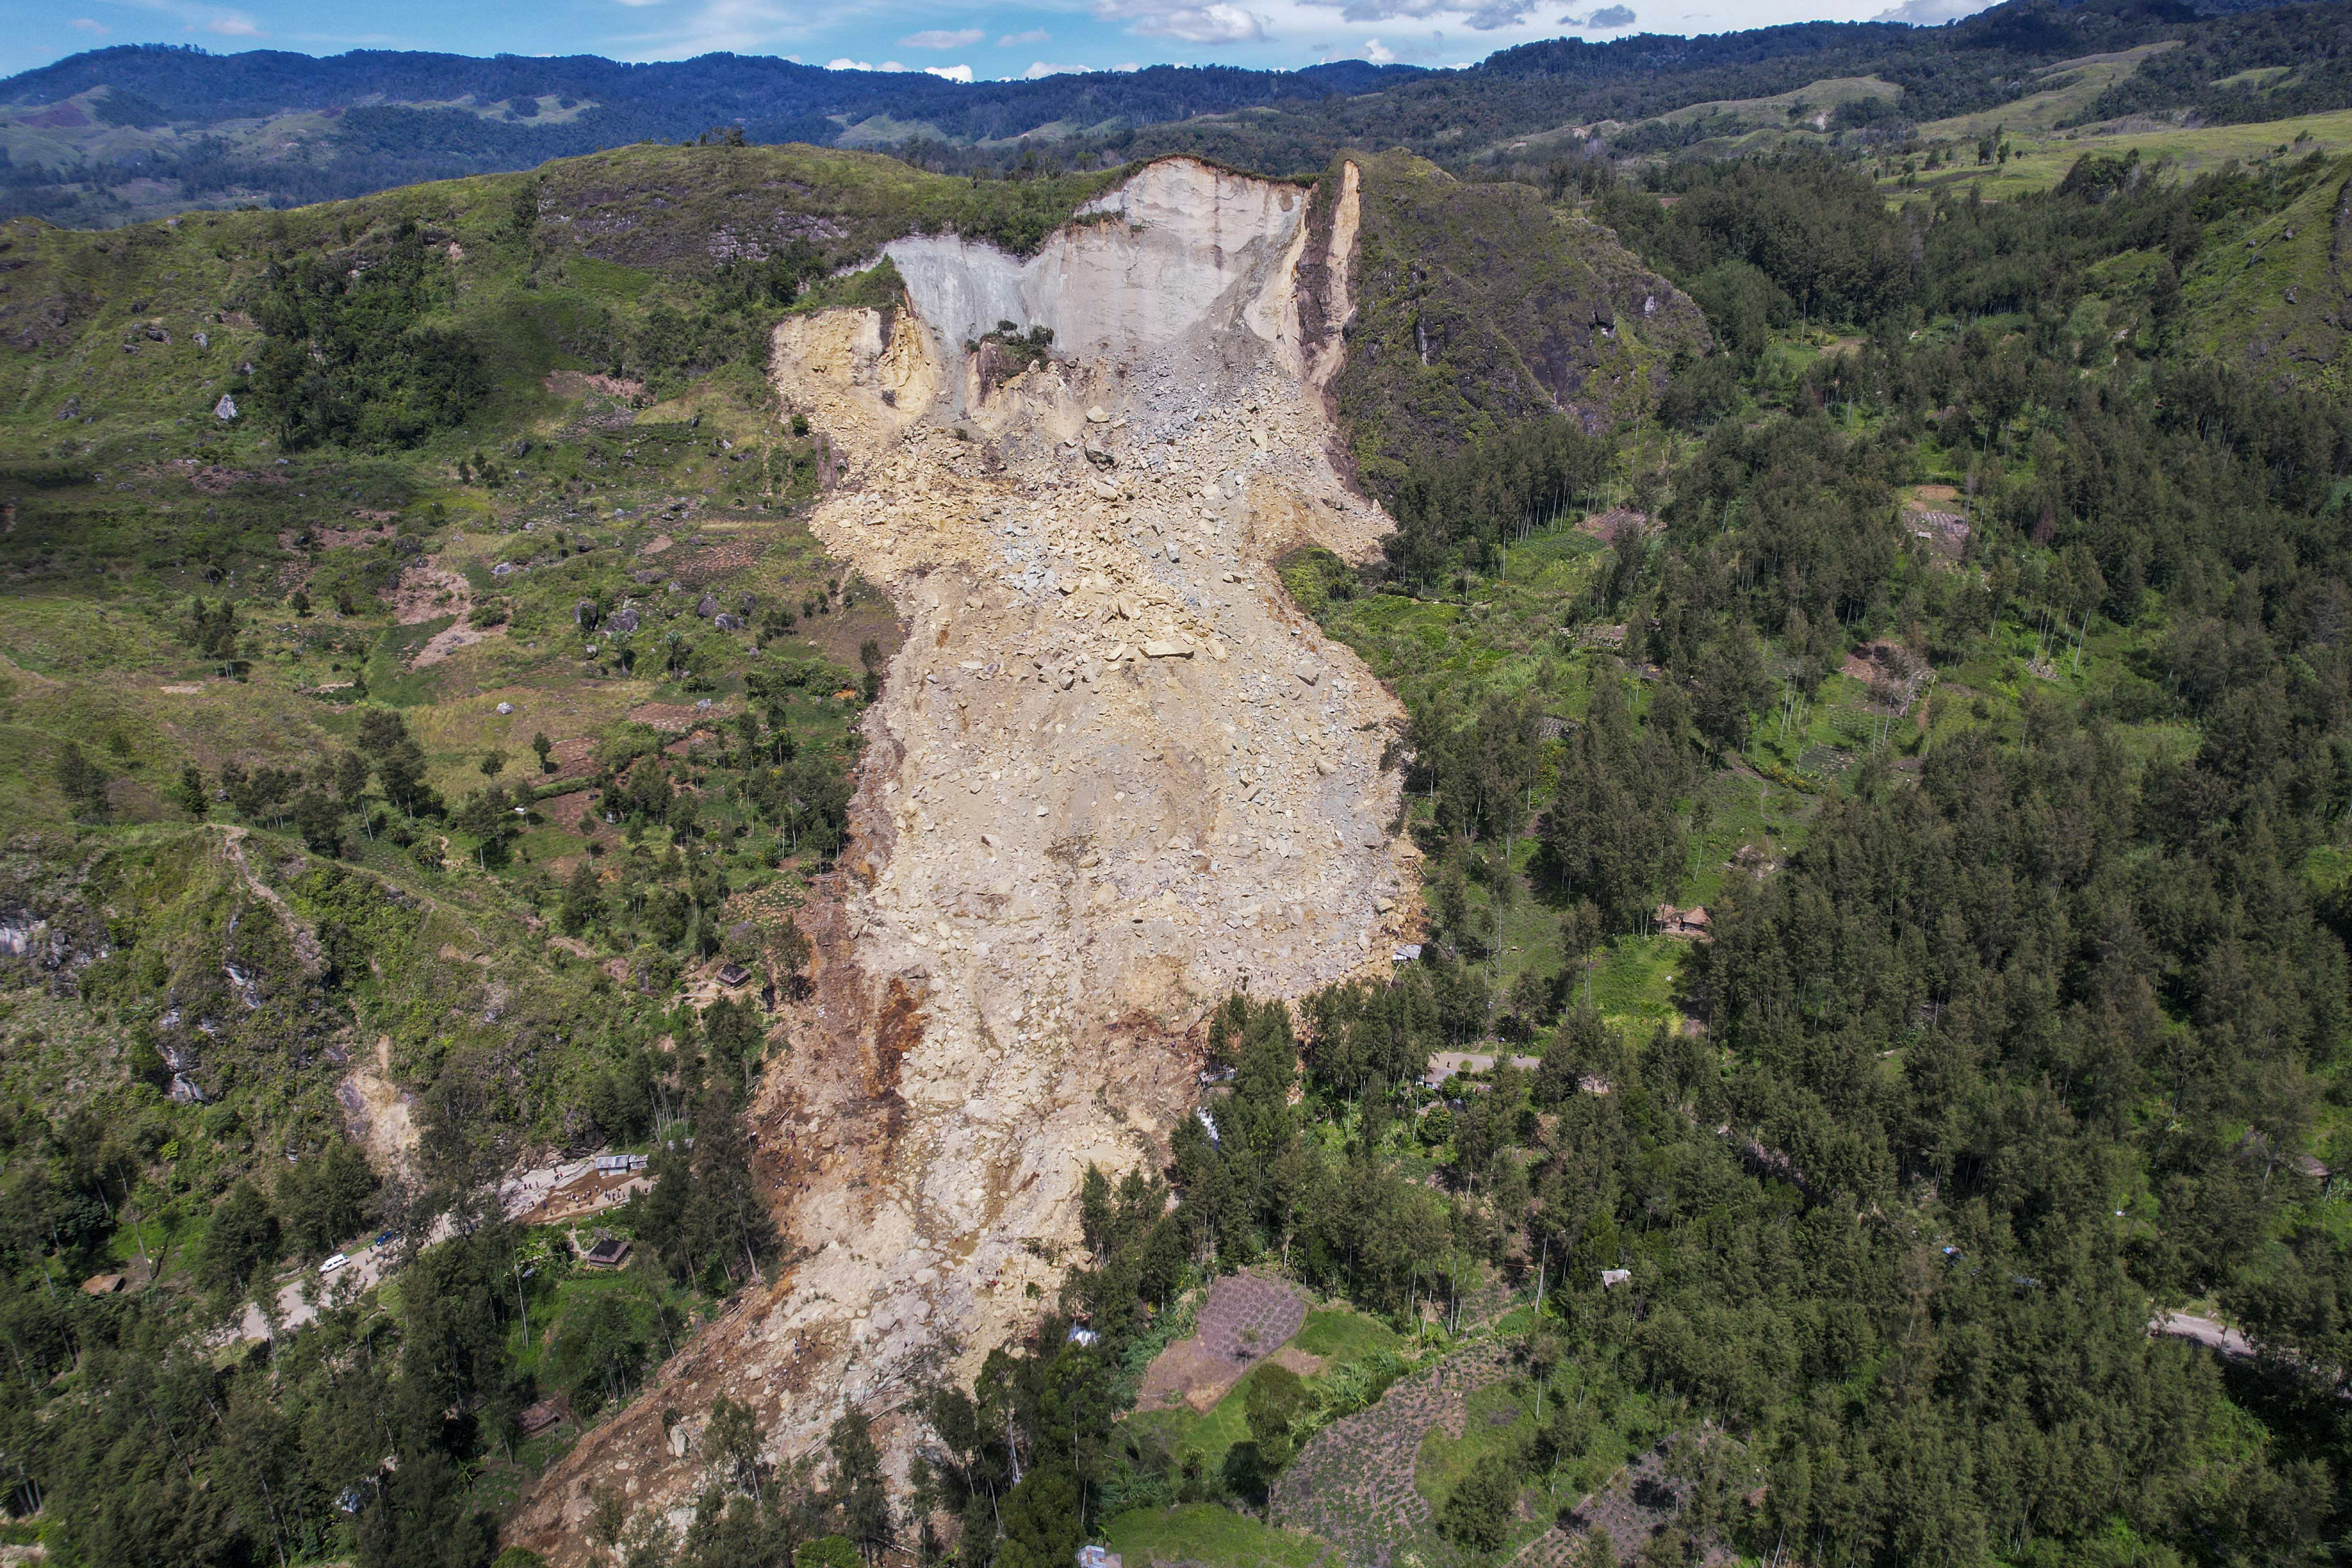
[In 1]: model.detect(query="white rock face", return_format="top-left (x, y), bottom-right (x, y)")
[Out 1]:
top-left (886, 158), bottom-right (1307, 359)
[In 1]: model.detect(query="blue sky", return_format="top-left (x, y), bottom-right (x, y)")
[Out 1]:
top-left (5, 0), bottom-right (1995, 87)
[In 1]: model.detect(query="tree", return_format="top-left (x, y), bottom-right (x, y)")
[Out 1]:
top-left (172, 764), bottom-right (210, 819)
top-left (455, 787), bottom-right (516, 869)
top-left (1439, 1454), bottom-right (1521, 1553)
top-left (54, 743), bottom-right (109, 822)
top-left (827, 1406), bottom-right (891, 1562)
top-left (196, 1180), bottom-right (280, 1304)
top-left (559, 860), bottom-right (606, 935)
top-left (550, 1291), bottom-right (648, 1417)
top-left (277, 1139), bottom-right (376, 1257)
top-left (357, 1448), bottom-right (495, 1568)
top-left (292, 788), bottom-right (344, 856)
top-left (532, 732), bottom-right (554, 772)
top-left (587, 1485), bottom-right (629, 1562)
top-left (708, 1394), bottom-right (766, 1502)
top-left (774, 915), bottom-right (813, 999)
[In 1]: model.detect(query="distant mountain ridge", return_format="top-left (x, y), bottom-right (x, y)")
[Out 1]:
top-left (0, 0), bottom-right (2342, 228)
top-left (2, 45), bottom-right (1425, 148)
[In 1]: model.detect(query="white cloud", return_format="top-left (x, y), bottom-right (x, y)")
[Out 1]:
top-left (68, 16), bottom-right (109, 29)
top-left (111, 0), bottom-right (266, 36)
top-left (612, 0), bottom-right (815, 58)
top-left (1021, 59), bottom-right (1087, 75)
top-left (1557, 4), bottom-right (1635, 24)
top-left (829, 56), bottom-right (917, 70)
top-left (1874, 0), bottom-right (1990, 20)
top-left (901, 26), bottom-right (983, 47)
top-left (925, 61), bottom-right (974, 79)
top-left (1113, 60), bottom-right (1139, 69)
top-left (1360, 34), bottom-right (1395, 59)
top-left (1093, 0), bottom-right (1267, 42)
top-left (997, 27), bottom-right (1051, 44)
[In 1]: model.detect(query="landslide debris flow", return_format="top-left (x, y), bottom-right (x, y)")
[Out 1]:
top-left (515, 158), bottom-right (1419, 1557)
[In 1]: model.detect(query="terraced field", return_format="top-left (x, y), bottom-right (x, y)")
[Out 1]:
top-left (1267, 1342), bottom-right (1517, 1568)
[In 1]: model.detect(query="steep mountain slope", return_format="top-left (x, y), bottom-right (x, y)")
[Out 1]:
top-left (0, 134), bottom-right (1706, 1563)
top-left (509, 155), bottom-right (1428, 1556)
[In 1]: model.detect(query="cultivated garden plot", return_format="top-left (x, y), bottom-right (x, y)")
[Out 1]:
top-left (1267, 1342), bottom-right (1516, 1568)
top-left (1138, 1273), bottom-right (1313, 1414)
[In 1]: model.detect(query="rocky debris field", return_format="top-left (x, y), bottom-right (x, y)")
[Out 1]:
top-left (512, 159), bottom-right (1424, 1561)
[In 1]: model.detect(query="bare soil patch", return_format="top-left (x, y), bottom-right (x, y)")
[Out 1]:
top-left (631, 701), bottom-right (734, 731)
top-left (1137, 1273), bottom-right (1307, 1413)
top-left (1577, 506), bottom-right (1651, 542)
top-left (544, 369), bottom-right (647, 402)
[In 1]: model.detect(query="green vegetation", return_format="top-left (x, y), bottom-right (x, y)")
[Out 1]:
top-left (1102, 1503), bottom-right (1324, 1568)
top-left (8, 12), bottom-right (2352, 1564)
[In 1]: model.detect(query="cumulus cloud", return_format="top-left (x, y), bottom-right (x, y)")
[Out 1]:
top-left (1092, 0), bottom-right (1266, 43)
top-left (1021, 59), bottom-right (1086, 75)
top-left (901, 26), bottom-right (983, 47)
top-left (826, 57), bottom-right (915, 70)
top-left (998, 27), bottom-right (1051, 44)
top-left (925, 62), bottom-right (974, 79)
top-left (1874, 0), bottom-right (1991, 20)
top-left (1361, 34), bottom-right (1396, 59)
top-left (1557, 4), bottom-right (1635, 24)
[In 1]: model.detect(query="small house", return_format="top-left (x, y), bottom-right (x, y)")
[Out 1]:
top-left (1654, 904), bottom-right (1710, 938)
top-left (717, 962), bottom-right (753, 988)
top-left (519, 1400), bottom-right (565, 1438)
top-left (1076, 1548), bottom-right (1123, 1568)
top-left (1392, 943), bottom-right (1423, 963)
top-left (582, 1236), bottom-right (632, 1270)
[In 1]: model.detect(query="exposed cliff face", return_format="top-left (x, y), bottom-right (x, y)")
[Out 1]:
top-left (885, 160), bottom-right (1314, 359)
top-left (511, 156), bottom-right (1415, 1562)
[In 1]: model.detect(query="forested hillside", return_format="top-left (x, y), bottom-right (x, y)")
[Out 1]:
top-left (0, 5), bottom-right (2350, 1566)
